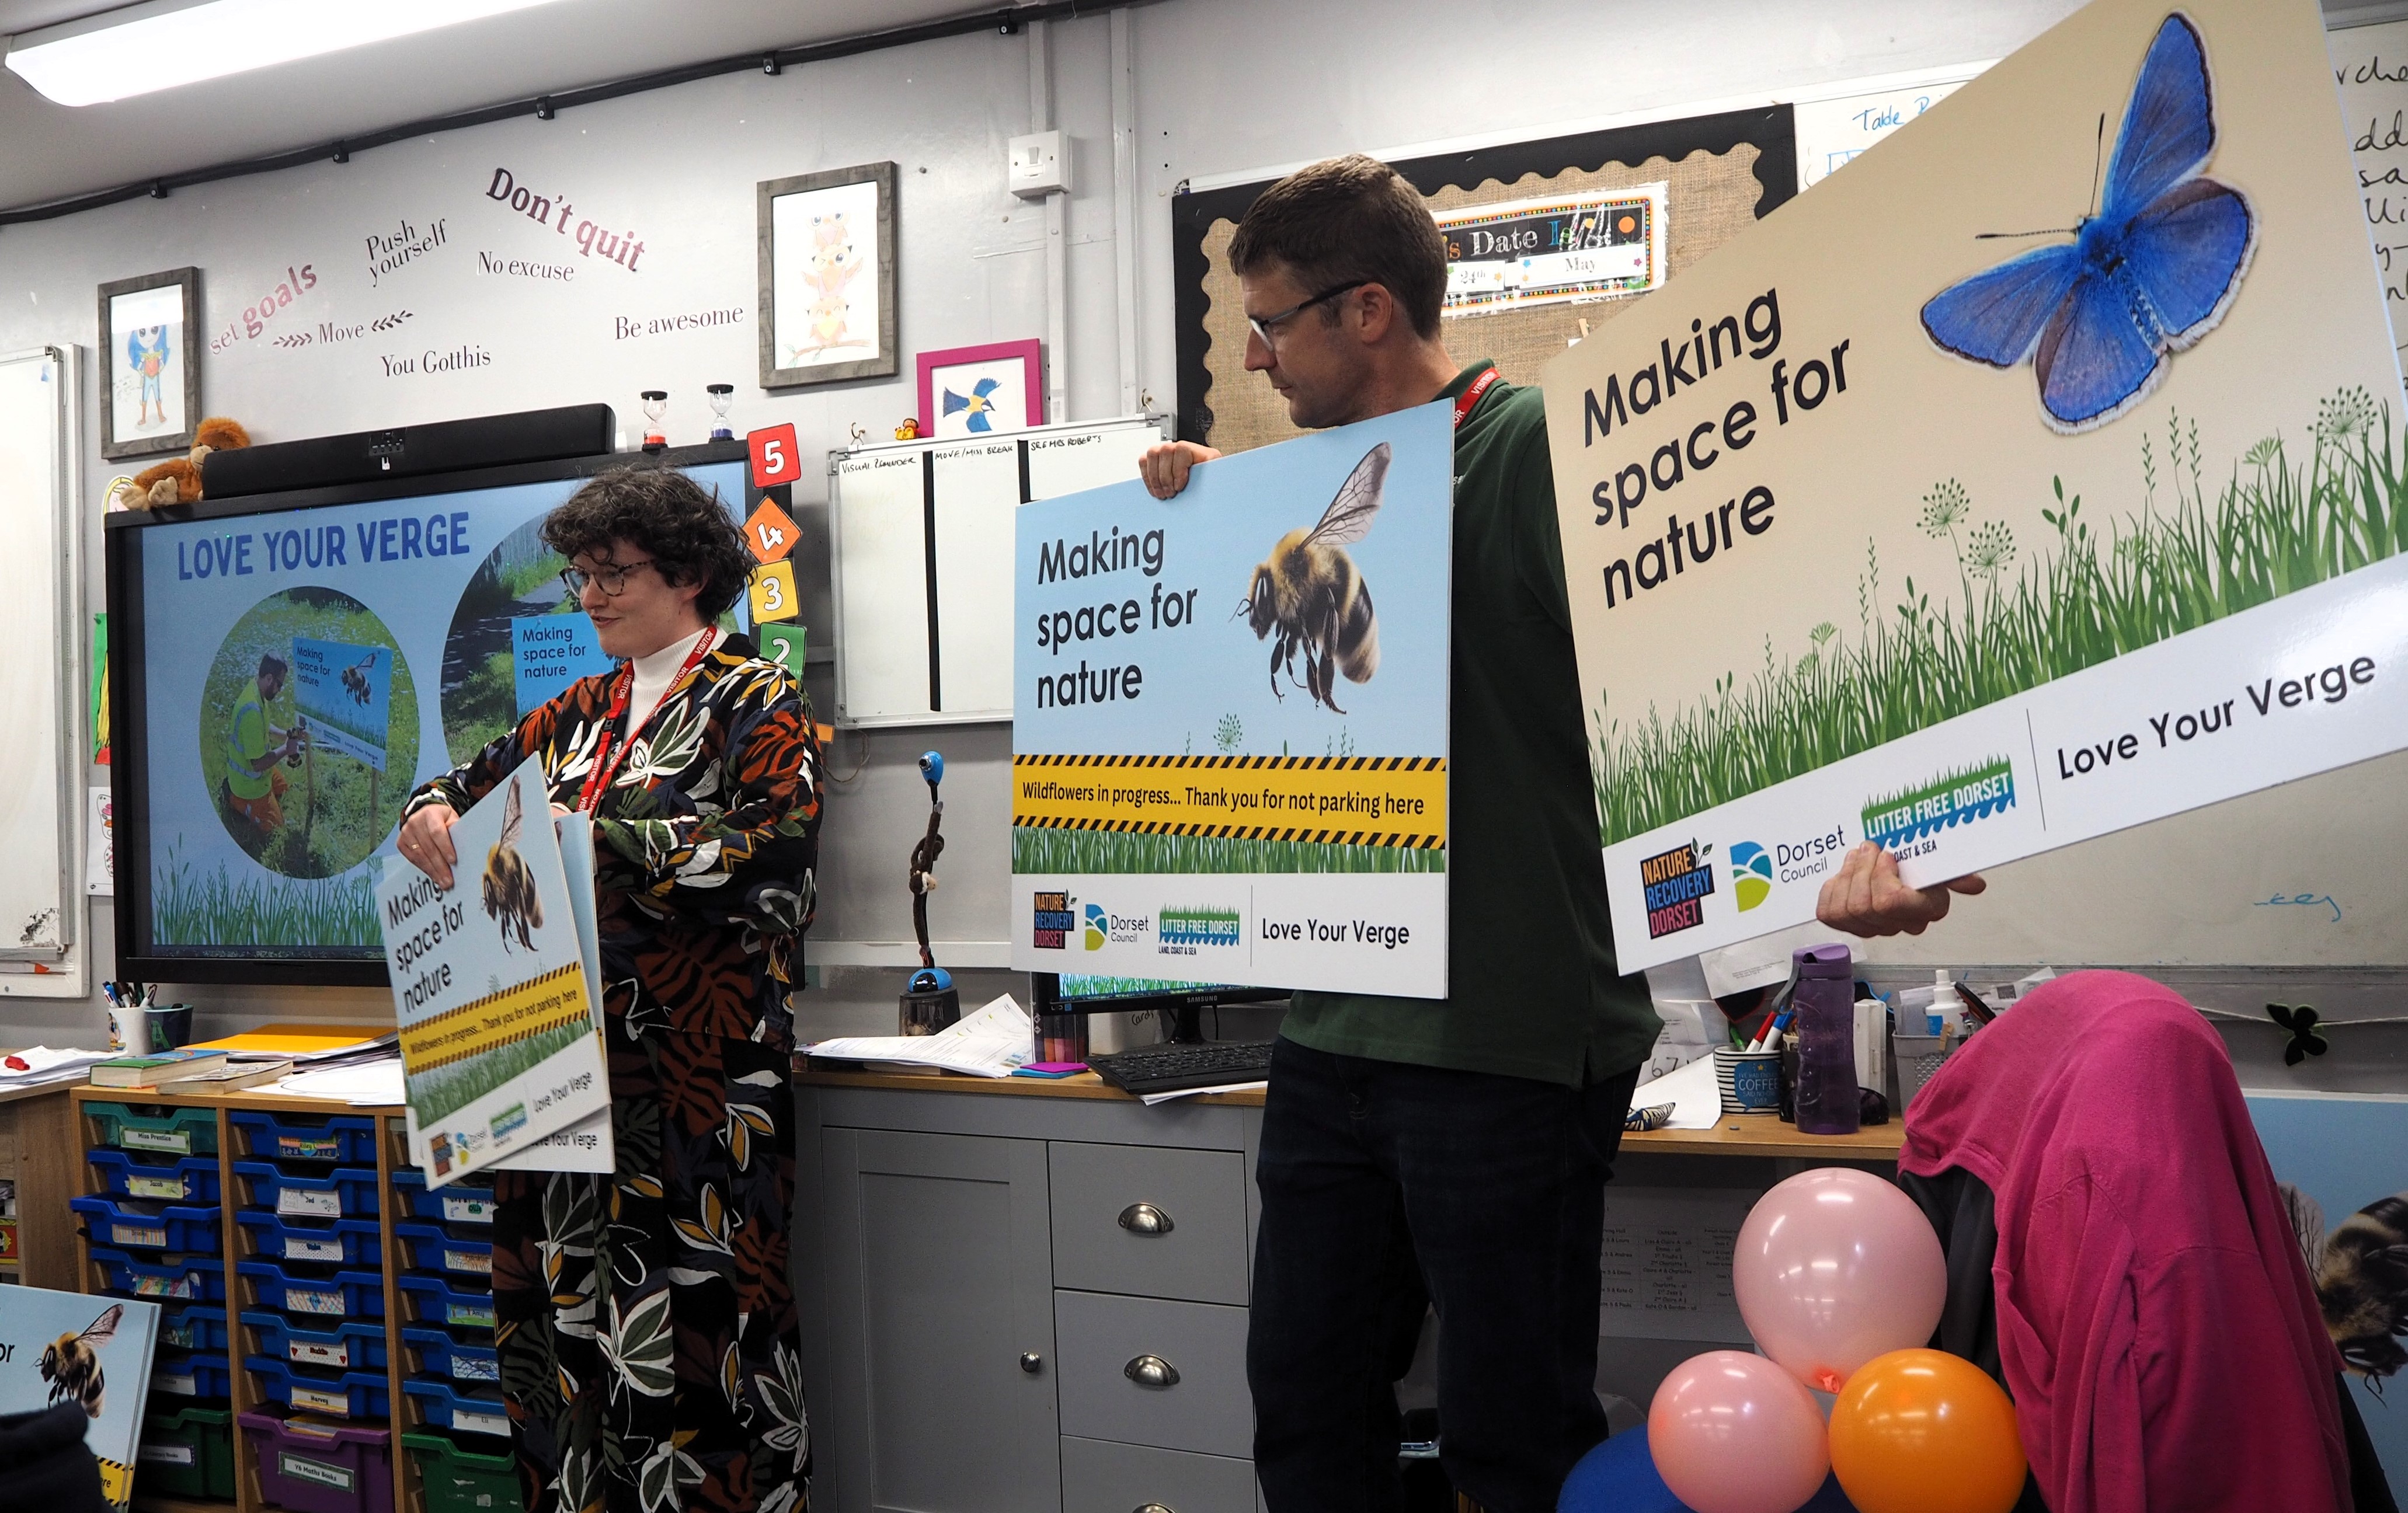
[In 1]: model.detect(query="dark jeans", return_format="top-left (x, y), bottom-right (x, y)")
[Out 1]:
top-left (1248, 1037), bottom-right (1641, 1513)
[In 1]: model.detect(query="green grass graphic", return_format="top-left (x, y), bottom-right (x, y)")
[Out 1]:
top-left (409, 1022), bottom-right (594, 1127)
top-left (1592, 392), bottom-right (2408, 846)
top-left (1012, 826), bottom-right (1446, 875)
top-left (151, 842), bottom-right (382, 949)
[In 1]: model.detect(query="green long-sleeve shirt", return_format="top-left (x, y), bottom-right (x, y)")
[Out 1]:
top-left (1280, 362), bottom-right (1659, 1088)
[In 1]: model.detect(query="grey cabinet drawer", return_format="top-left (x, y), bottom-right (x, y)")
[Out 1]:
top-left (1056, 1289), bottom-right (1251, 1458)
top-left (1050, 1141), bottom-right (1249, 1304)
top-left (1062, 1437), bottom-right (1255, 1513)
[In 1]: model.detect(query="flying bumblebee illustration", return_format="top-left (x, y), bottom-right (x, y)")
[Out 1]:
top-left (340, 651), bottom-right (378, 706)
top-left (2281, 1183), bottom-right (2408, 1386)
top-left (481, 778), bottom-right (544, 953)
top-left (41, 1303), bottom-right (123, 1418)
top-left (1240, 440), bottom-right (1387, 713)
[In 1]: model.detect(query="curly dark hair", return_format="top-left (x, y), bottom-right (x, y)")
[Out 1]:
top-left (542, 467), bottom-right (754, 621)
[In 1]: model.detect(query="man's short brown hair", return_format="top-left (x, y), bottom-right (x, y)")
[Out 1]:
top-left (1227, 154), bottom-right (1446, 340)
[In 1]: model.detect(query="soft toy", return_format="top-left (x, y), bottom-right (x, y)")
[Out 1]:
top-left (124, 416), bottom-right (251, 508)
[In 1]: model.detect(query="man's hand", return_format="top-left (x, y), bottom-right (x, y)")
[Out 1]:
top-left (1139, 441), bottom-right (1221, 499)
top-left (398, 803), bottom-right (461, 889)
top-left (1816, 842), bottom-right (1986, 937)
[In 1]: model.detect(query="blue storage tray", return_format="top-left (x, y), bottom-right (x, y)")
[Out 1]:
top-left (150, 1349), bottom-right (233, 1401)
top-left (390, 1169), bottom-right (496, 1226)
top-left (402, 1379), bottom-right (511, 1439)
top-left (69, 1194), bottom-right (223, 1253)
top-left (396, 1275), bottom-right (495, 1333)
top-left (246, 1355), bottom-right (392, 1420)
top-left (85, 1103), bottom-right (219, 1156)
top-left (236, 1211), bottom-right (384, 1267)
top-left (158, 1303), bottom-right (230, 1353)
top-left (232, 1161), bottom-right (381, 1219)
top-left (242, 1310), bottom-right (389, 1373)
top-left (236, 1258), bottom-right (387, 1319)
top-left (401, 1327), bottom-right (500, 1385)
top-left (92, 1247), bottom-right (225, 1302)
top-left (227, 1109), bottom-right (378, 1164)
top-left (393, 1222), bottom-right (493, 1278)
top-left (88, 1149), bottom-right (222, 1204)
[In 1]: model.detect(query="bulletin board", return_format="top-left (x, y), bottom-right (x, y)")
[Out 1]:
top-left (1169, 105), bottom-right (1798, 452)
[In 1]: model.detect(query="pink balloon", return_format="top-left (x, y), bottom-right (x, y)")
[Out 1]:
top-left (1732, 1167), bottom-right (1947, 1393)
top-left (1647, 1350), bottom-right (1831, 1513)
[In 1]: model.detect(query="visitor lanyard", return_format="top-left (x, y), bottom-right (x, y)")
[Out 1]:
top-left (1453, 367), bottom-right (1501, 428)
top-left (576, 628), bottom-right (717, 814)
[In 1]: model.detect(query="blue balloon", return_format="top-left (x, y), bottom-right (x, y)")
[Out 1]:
top-left (1557, 1434), bottom-right (1860, 1513)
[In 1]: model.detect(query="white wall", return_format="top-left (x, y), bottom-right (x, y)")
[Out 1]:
top-left (0, 0), bottom-right (2083, 1044)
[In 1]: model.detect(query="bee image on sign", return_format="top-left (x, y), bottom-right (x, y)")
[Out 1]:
top-left (1243, 441), bottom-right (1387, 712)
top-left (481, 779), bottom-right (543, 953)
top-left (41, 1303), bottom-right (121, 1417)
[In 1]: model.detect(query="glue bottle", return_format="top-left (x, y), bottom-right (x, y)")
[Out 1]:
top-left (1791, 943), bottom-right (1860, 1135)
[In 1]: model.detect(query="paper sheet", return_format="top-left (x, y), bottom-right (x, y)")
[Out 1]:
top-left (1597, 1187), bottom-right (1759, 1343)
top-left (807, 994), bottom-right (1032, 1078)
top-left (1625, 1054), bottom-right (1724, 1132)
top-left (276, 1057), bottom-right (405, 1105)
top-left (1138, 1080), bottom-right (1268, 1105)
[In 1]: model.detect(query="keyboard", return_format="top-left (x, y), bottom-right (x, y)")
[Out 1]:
top-left (1092, 1040), bottom-right (1276, 1096)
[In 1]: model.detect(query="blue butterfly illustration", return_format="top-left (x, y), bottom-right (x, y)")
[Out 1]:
top-left (942, 376), bottom-right (1004, 433)
top-left (1921, 12), bottom-right (2256, 434)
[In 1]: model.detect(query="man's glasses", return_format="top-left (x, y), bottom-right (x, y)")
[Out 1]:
top-left (1247, 280), bottom-right (1371, 349)
top-left (561, 559), bottom-right (656, 597)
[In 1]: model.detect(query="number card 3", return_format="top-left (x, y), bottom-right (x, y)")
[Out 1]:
top-left (748, 559), bottom-right (800, 623)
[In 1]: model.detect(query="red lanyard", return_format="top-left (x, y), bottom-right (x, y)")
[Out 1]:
top-left (576, 628), bottom-right (717, 814)
top-left (1453, 367), bottom-right (1501, 428)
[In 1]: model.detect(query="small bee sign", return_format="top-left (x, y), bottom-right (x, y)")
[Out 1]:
top-left (0, 1290), bottom-right (162, 1512)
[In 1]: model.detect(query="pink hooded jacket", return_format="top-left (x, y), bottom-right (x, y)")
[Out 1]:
top-left (1900, 970), bottom-right (2352, 1513)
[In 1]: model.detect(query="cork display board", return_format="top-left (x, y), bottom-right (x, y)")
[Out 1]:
top-left (1170, 106), bottom-right (1797, 453)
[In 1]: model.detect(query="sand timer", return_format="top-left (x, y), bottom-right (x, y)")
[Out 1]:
top-left (707, 383), bottom-right (735, 441)
top-left (639, 390), bottom-right (668, 451)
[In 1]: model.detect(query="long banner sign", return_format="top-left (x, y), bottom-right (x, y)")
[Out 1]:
top-left (1543, 0), bottom-right (2408, 971)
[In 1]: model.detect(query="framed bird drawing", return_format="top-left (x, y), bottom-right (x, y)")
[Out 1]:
top-left (918, 339), bottom-right (1044, 440)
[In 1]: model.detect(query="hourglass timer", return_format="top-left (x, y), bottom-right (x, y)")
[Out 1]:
top-left (639, 390), bottom-right (668, 452)
top-left (706, 383), bottom-right (735, 441)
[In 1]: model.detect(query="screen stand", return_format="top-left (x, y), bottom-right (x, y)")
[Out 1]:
top-left (1163, 1003), bottom-right (1207, 1045)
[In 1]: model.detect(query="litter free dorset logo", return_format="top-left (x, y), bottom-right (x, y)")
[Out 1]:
top-left (1730, 842), bottom-right (1773, 911)
top-left (1859, 756), bottom-right (2017, 860)
top-left (1639, 841), bottom-right (1715, 939)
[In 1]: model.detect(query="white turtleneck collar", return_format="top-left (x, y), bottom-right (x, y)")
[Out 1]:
top-left (626, 626), bottom-right (712, 732)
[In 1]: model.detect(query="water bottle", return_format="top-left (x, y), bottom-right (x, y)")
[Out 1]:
top-left (1790, 943), bottom-right (1860, 1135)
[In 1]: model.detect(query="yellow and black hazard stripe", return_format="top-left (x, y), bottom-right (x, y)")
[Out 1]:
top-left (1012, 752), bottom-right (1447, 848)
top-left (1013, 753), bottom-right (1443, 771)
top-left (402, 962), bottom-right (596, 1073)
top-left (1015, 814), bottom-right (1443, 848)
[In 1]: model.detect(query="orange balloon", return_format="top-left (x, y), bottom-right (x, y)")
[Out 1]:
top-left (1829, 1348), bottom-right (2027, 1513)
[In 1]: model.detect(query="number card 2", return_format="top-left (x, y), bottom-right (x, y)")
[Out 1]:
top-left (748, 423), bottom-right (802, 488)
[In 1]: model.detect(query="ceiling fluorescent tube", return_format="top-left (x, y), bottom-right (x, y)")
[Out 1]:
top-left (6, 0), bottom-right (574, 107)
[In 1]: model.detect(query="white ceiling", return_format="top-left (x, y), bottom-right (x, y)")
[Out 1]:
top-left (0, 0), bottom-right (1006, 211)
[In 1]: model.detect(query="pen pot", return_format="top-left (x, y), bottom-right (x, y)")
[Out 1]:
top-left (1713, 1047), bottom-right (1782, 1114)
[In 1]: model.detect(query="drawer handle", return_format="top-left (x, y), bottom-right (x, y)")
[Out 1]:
top-left (1019, 1352), bottom-right (1043, 1374)
top-left (1134, 1505), bottom-right (1176, 1513)
top-left (1123, 1354), bottom-right (1181, 1389)
top-left (1118, 1201), bottom-right (1174, 1236)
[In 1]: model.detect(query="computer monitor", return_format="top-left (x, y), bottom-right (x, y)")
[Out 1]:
top-left (1030, 974), bottom-right (1286, 1045)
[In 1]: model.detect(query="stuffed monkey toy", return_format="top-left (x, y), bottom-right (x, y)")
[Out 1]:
top-left (123, 416), bottom-right (251, 508)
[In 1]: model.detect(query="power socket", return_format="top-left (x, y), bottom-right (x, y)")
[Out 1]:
top-left (1008, 130), bottom-right (1070, 197)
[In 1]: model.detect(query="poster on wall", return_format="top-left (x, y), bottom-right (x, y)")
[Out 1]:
top-left (1436, 184), bottom-right (1668, 315)
top-left (380, 760), bottom-right (607, 1186)
top-left (2331, 18), bottom-right (2408, 359)
top-left (1010, 404), bottom-right (1453, 996)
top-left (98, 266), bottom-right (199, 461)
top-left (1542, 0), bottom-right (2408, 972)
top-left (757, 161), bottom-right (897, 389)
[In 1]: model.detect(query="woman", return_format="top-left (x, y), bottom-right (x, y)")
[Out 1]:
top-left (400, 466), bottom-right (823, 1513)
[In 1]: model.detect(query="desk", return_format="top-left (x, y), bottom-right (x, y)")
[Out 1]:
top-left (0, 1064), bottom-right (83, 1291)
top-left (794, 1063), bottom-right (1900, 1513)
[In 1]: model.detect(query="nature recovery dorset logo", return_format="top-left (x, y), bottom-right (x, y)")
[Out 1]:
top-left (1032, 891), bottom-right (1073, 949)
top-left (1730, 842), bottom-right (1773, 911)
top-left (1639, 840), bottom-right (1714, 938)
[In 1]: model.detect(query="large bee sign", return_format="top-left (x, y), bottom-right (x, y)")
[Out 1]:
top-left (1010, 403), bottom-right (1453, 997)
top-left (291, 636), bottom-right (392, 771)
top-left (0, 1291), bottom-right (162, 1512)
top-left (375, 759), bottom-right (609, 1184)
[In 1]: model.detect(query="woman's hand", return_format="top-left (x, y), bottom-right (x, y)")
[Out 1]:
top-left (1139, 441), bottom-right (1221, 499)
top-left (1815, 842), bottom-right (1986, 937)
top-left (398, 804), bottom-right (461, 888)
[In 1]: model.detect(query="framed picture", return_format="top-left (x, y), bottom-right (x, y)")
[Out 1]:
top-left (758, 162), bottom-right (897, 389)
top-left (99, 266), bottom-right (200, 461)
top-left (918, 339), bottom-right (1043, 438)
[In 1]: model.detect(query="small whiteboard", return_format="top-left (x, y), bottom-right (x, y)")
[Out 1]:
top-left (0, 348), bottom-right (81, 995)
top-left (829, 415), bottom-right (1163, 727)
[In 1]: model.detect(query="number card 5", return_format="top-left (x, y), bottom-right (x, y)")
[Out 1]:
top-left (747, 422), bottom-right (802, 488)
top-left (748, 559), bottom-right (800, 623)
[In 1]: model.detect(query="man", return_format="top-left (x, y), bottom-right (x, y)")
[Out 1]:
top-left (1141, 156), bottom-right (1979, 1513)
top-left (222, 652), bottom-right (307, 836)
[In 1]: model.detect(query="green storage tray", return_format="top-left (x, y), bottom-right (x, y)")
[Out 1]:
top-left (402, 1430), bottom-right (519, 1513)
top-left (86, 1103), bottom-right (220, 1156)
top-left (138, 1402), bottom-right (236, 1498)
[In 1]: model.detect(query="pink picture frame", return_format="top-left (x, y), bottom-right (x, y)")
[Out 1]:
top-left (917, 339), bottom-right (1045, 438)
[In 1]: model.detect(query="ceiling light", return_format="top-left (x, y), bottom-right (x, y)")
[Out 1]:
top-left (5, 0), bottom-right (575, 107)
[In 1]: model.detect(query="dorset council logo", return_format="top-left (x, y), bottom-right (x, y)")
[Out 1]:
top-left (1730, 842), bottom-right (1773, 911)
